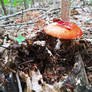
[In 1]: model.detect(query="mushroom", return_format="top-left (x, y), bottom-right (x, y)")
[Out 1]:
top-left (44, 20), bottom-right (83, 50)
top-left (44, 20), bottom-right (82, 39)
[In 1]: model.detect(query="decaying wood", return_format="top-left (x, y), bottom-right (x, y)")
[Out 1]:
top-left (61, 0), bottom-right (70, 21)
top-left (19, 71), bottom-right (32, 92)
top-left (75, 52), bottom-right (89, 84)
top-left (69, 52), bottom-right (89, 92)
top-left (19, 67), bottom-right (64, 92)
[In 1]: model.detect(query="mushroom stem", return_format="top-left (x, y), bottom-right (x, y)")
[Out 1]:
top-left (55, 39), bottom-right (62, 50)
top-left (55, 39), bottom-right (74, 50)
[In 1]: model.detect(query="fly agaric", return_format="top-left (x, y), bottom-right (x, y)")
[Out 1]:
top-left (44, 21), bottom-right (82, 39)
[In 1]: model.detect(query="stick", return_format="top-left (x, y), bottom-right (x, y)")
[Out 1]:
top-left (16, 72), bottom-right (23, 92)
top-left (0, 8), bottom-right (60, 27)
top-left (0, 8), bottom-right (47, 20)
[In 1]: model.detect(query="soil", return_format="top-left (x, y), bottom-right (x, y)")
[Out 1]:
top-left (9, 31), bottom-right (87, 84)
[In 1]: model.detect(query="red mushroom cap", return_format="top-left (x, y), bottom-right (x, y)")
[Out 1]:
top-left (44, 21), bottom-right (82, 39)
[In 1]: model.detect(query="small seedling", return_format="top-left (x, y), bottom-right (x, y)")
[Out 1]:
top-left (14, 34), bottom-right (26, 44)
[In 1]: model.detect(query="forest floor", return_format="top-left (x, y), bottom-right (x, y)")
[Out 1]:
top-left (0, 1), bottom-right (92, 92)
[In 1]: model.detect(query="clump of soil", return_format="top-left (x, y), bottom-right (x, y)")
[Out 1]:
top-left (9, 31), bottom-right (80, 84)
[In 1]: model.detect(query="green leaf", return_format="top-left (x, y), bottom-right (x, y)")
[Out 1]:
top-left (14, 34), bottom-right (26, 44)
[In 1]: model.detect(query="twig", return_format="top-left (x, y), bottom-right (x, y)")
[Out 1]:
top-left (0, 45), bottom-right (9, 49)
top-left (0, 8), bottom-right (60, 27)
top-left (16, 9), bottom-right (24, 32)
top-left (0, 63), bottom-right (16, 73)
top-left (16, 72), bottom-right (23, 92)
top-left (0, 8), bottom-right (47, 20)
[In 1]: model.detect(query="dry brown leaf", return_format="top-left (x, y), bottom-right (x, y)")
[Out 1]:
top-left (32, 12), bottom-right (40, 18)
top-left (70, 9), bottom-right (80, 16)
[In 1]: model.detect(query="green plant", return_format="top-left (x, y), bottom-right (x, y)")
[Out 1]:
top-left (14, 34), bottom-right (26, 44)
top-left (89, 0), bottom-right (92, 5)
top-left (1, 0), bottom-right (31, 6)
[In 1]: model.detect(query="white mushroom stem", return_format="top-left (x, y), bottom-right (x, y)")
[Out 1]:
top-left (55, 39), bottom-right (62, 50)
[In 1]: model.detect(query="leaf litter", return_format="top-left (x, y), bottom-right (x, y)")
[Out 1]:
top-left (0, 1), bottom-right (92, 92)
